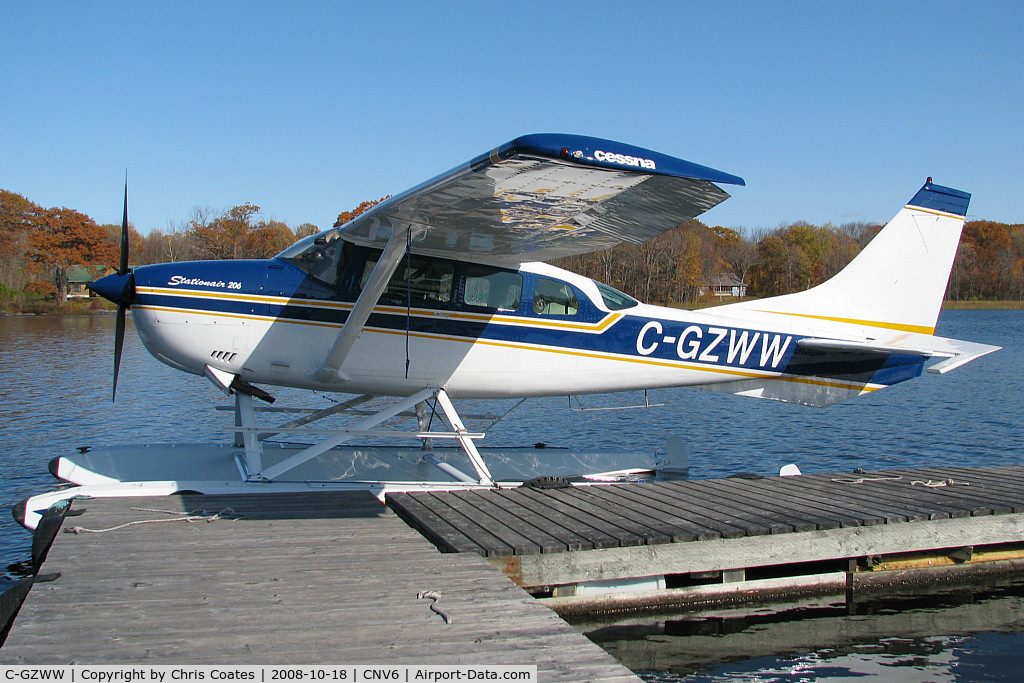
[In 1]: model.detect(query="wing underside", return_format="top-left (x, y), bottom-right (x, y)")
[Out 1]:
top-left (335, 134), bottom-right (743, 266)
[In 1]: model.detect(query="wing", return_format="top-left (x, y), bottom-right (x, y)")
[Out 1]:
top-left (334, 134), bottom-right (744, 266)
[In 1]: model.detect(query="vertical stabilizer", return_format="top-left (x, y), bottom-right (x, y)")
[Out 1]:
top-left (714, 180), bottom-right (970, 336)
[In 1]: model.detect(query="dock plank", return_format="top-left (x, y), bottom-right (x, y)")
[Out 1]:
top-left (485, 489), bottom-right (598, 552)
top-left (771, 473), bottom-right (930, 521)
top-left (596, 482), bottom-right (749, 539)
top-left (452, 490), bottom-right (568, 554)
top-left (487, 488), bottom-right (624, 551)
top-left (684, 479), bottom-right (824, 532)
top-left (657, 481), bottom-right (795, 534)
top-left (515, 488), bottom-right (649, 549)
top-left (713, 476), bottom-right (877, 528)
top-left (564, 484), bottom-right (716, 542)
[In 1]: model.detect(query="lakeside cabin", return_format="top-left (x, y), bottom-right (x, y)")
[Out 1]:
top-left (703, 272), bottom-right (748, 299)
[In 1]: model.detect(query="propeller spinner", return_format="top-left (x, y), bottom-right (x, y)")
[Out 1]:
top-left (88, 181), bottom-right (135, 400)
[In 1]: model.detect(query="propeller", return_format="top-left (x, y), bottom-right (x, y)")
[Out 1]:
top-left (89, 179), bottom-right (135, 400)
top-left (113, 180), bottom-right (129, 399)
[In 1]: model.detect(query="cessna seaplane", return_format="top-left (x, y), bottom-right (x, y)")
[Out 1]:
top-left (15, 134), bottom-right (998, 530)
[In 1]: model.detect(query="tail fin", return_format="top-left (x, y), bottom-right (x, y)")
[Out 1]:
top-left (716, 180), bottom-right (970, 336)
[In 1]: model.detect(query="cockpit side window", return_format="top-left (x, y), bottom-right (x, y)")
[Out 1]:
top-left (533, 277), bottom-right (579, 316)
top-left (464, 265), bottom-right (522, 311)
top-left (278, 230), bottom-right (350, 287)
top-left (595, 281), bottom-right (639, 310)
top-left (361, 254), bottom-right (454, 306)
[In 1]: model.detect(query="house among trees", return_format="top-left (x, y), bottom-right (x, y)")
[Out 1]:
top-left (704, 273), bottom-right (747, 299)
top-left (66, 266), bottom-right (113, 299)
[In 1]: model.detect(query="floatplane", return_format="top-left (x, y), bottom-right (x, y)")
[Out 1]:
top-left (15, 134), bottom-right (998, 530)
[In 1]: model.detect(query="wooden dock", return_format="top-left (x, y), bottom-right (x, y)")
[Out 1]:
top-left (6, 465), bottom-right (1024, 676)
top-left (387, 465), bottom-right (1024, 611)
top-left (1, 491), bottom-right (641, 682)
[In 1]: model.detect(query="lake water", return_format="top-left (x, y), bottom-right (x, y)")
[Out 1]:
top-left (1, 309), bottom-right (1022, 678)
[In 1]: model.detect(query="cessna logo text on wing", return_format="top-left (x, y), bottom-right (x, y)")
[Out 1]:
top-left (636, 321), bottom-right (793, 369)
top-left (594, 150), bottom-right (657, 170)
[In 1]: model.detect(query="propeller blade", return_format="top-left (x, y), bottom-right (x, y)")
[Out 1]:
top-left (119, 178), bottom-right (129, 275)
top-left (113, 303), bottom-right (126, 401)
top-left (111, 178), bottom-right (131, 401)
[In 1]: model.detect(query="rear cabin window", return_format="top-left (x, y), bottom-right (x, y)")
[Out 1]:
top-left (464, 265), bottom-right (522, 310)
top-left (533, 278), bottom-right (579, 316)
top-left (361, 255), bottom-right (454, 305)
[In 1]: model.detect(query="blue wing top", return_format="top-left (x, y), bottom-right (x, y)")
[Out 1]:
top-left (483, 134), bottom-right (746, 186)
top-left (331, 134), bottom-right (745, 266)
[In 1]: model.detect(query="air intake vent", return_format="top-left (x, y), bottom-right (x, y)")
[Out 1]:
top-left (210, 350), bottom-right (238, 362)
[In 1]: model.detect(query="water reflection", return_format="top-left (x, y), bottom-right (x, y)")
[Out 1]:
top-left (578, 580), bottom-right (1024, 681)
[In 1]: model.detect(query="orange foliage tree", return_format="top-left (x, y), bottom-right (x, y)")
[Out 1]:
top-left (334, 196), bottom-right (390, 227)
top-left (187, 204), bottom-right (300, 260)
top-left (26, 206), bottom-right (118, 300)
top-left (0, 190), bottom-right (41, 295)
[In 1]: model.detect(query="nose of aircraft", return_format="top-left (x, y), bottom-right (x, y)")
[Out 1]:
top-left (89, 271), bottom-right (135, 307)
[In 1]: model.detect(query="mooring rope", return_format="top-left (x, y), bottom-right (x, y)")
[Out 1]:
top-left (830, 474), bottom-right (904, 484)
top-left (911, 479), bottom-right (971, 487)
top-left (63, 507), bottom-right (243, 534)
top-left (829, 474), bottom-right (971, 488)
top-left (417, 590), bottom-right (451, 625)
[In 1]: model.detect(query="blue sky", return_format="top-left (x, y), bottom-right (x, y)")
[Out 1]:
top-left (3, 1), bottom-right (1022, 236)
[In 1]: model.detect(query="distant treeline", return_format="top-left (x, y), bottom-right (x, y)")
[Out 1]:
top-left (2, 188), bottom-right (1022, 309)
top-left (558, 216), bottom-right (1024, 305)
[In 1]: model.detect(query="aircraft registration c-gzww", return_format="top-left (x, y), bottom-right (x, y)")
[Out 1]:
top-left (15, 134), bottom-right (999, 530)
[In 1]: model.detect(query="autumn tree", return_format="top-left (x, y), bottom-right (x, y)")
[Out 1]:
top-left (0, 190), bottom-right (41, 296)
top-left (26, 206), bottom-right (118, 300)
top-left (186, 204), bottom-right (299, 260)
top-left (101, 221), bottom-right (144, 264)
top-left (247, 219), bottom-right (297, 257)
top-left (719, 226), bottom-right (760, 293)
top-left (949, 221), bottom-right (1024, 300)
top-left (334, 196), bottom-right (390, 227)
top-left (295, 223), bottom-right (320, 238)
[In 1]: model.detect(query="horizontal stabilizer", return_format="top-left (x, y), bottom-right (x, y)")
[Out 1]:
top-left (926, 338), bottom-right (1001, 374)
top-left (797, 335), bottom-right (1001, 369)
top-left (704, 333), bottom-right (999, 408)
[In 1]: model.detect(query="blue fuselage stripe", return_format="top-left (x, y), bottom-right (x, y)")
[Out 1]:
top-left (136, 291), bottom-right (925, 386)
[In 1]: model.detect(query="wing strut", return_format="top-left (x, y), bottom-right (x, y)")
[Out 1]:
top-left (313, 221), bottom-right (423, 383)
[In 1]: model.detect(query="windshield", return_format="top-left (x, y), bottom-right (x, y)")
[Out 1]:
top-left (277, 229), bottom-right (349, 286)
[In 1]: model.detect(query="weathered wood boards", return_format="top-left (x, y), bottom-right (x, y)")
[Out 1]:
top-left (387, 466), bottom-right (1024, 590)
top-left (2, 492), bottom-right (640, 682)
